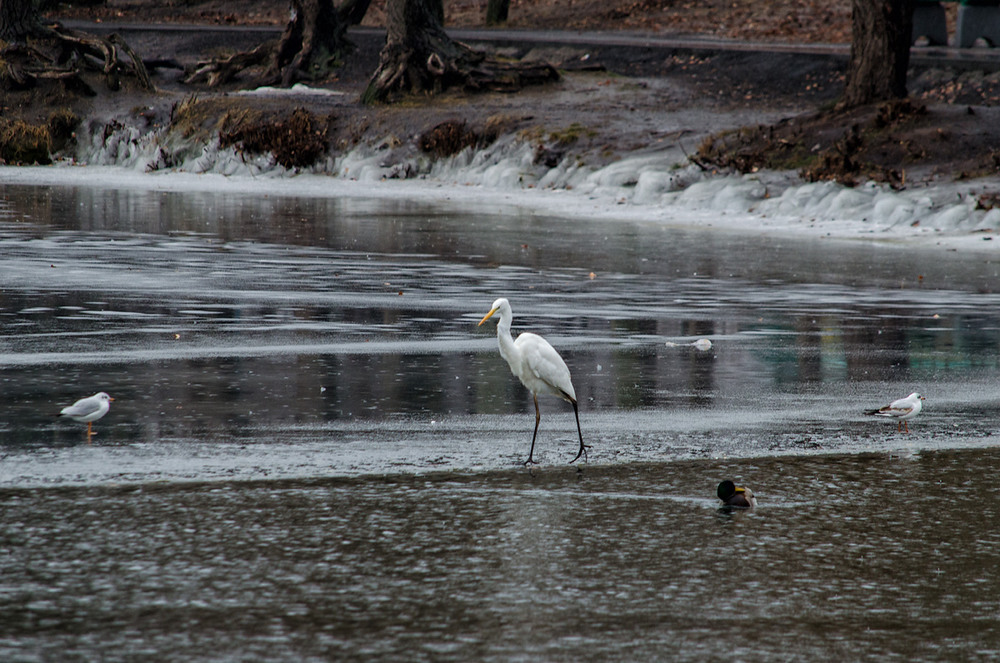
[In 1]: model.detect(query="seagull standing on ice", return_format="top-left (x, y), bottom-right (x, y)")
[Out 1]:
top-left (59, 392), bottom-right (114, 441)
top-left (865, 392), bottom-right (924, 433)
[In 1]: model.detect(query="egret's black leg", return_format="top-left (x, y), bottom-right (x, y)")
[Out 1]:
top-left (524, 394), bottom-right (541, 467)
top-left (568, 400), bottom-right (591, 464)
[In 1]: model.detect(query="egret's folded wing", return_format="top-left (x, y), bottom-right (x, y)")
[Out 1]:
top-left (520, 333), bottom-right (574, 397)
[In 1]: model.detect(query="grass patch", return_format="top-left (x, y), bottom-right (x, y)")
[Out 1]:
top-left (218, 107), bottom-right (332, 169)
top-left (417, 115), bottom-right (513, 158)
top-left (0, 109), bottom-right (79, 164)
top-left (548, 122), bottom-right (597, 145)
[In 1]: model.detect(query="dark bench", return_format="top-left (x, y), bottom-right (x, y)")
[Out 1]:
top-left (913, 0), bottom-right (1000, 47)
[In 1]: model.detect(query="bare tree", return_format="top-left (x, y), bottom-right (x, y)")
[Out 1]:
top-left (362, 0), bottom-right (557, 104)
top-left (843, 0), bottom-right (915, 107)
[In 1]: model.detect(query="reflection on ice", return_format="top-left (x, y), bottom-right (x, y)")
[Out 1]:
top-left (4, 159), bottom-right (1000, 246)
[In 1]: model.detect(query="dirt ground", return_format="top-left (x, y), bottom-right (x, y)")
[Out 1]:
top-left (2, 0), bottom-right (999, 187)
top-left (53, 0), bottom-right (856, 43)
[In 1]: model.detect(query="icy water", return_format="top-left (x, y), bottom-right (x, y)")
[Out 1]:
top-left (2, 175), bottom-right (1000, 660)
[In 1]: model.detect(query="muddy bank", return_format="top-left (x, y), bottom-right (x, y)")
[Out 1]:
top-left (4, 24), bottom-right (845, 165)
top-left (3, 21), bottom-right (999, 177)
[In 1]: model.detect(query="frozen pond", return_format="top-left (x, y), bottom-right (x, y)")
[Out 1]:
top-left (2, 172), bottom-right (1000, 659)
top-left (3, 175), bottom-right (1000, 480)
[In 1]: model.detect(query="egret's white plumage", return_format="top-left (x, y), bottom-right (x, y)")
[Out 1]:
top-left (479, 298), bottom-right (588, 466)
top-left (865, 392), bottom-right (924, 433)
top-left (60, 392), bottom-right (114, 441)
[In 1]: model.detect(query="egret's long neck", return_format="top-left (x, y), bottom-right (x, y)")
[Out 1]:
top-left (495, 310), bottom-right (518, 365)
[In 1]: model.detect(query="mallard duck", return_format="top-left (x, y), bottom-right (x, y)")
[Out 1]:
top-left (865, 392), bottom-right (924, 433)
top-left (717, 480), bottom-right (756, 508)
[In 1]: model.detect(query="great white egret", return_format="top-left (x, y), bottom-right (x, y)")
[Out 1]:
top-left (478, 297), bottom-right (589, 466)
top-left (865, 392), bottom-right (924, 432)
top-left (717, 480), bottom-right (756, 508)
top-left (59, 392), bottom-right (114, 441)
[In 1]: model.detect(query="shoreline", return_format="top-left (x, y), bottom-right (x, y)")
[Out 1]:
top-left (3, 161), bottom-right (1000, 252)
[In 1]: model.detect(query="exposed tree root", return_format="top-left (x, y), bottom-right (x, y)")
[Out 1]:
top-left (184, 43), bottom-right (273, 87)
top-left (184, 0), bottom-right (353, 88)
top-left (362, 38), bottom-right (558, 104)
top-left (0, 22), bottom-right (152, 93)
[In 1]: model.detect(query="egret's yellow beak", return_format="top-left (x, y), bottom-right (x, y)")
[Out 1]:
top-left (478, 308), bottom-right (498, 326)
top-left (109, 397), bottom-right (115, 402)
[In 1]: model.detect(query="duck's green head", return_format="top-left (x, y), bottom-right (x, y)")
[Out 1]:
top-left (717, 480), bottom-right (741, 501)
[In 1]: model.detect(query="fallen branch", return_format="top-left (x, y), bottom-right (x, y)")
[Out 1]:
top-left (184, 43), bottom-right (273, 87)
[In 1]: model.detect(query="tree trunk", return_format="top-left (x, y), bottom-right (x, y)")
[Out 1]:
top-left (362, 0), bottom-right (557, 104)
top-left (185, 0), bottom-right (354, 87)
top-left (265, 0), bottom-right (349, 87)
top-left (1, 0), bottom-right (40, 42)
top-left (339, 0), bottom-right (373, 25)
top-left (428, 0), bottom-right (443, 25)
top-left (842, 0), bottom-right (915, 107)
top-left (485, 0), bottom-right (510, 25)
top-left (362, 0), bottom-right (479, 103)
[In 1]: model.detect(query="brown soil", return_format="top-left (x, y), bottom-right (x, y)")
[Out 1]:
top-left (1, 0), bottom-right (998, 189)
top-left (695, 98), bottom-right (1000, 187)
top-left (53, 0), bottom-right (855, 43)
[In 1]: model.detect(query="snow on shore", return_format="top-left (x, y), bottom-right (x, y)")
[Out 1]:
top-left (3, 118), bottom-right (1000, 250)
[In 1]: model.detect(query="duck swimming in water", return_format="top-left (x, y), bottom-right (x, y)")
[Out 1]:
top-left (717, 480), bottom-right (756, 508)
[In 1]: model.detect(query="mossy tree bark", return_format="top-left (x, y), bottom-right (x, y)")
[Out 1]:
top-left (842, 0), bottom-right (914, 107)
top-left (362, 0), bottom-right (557, 104)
